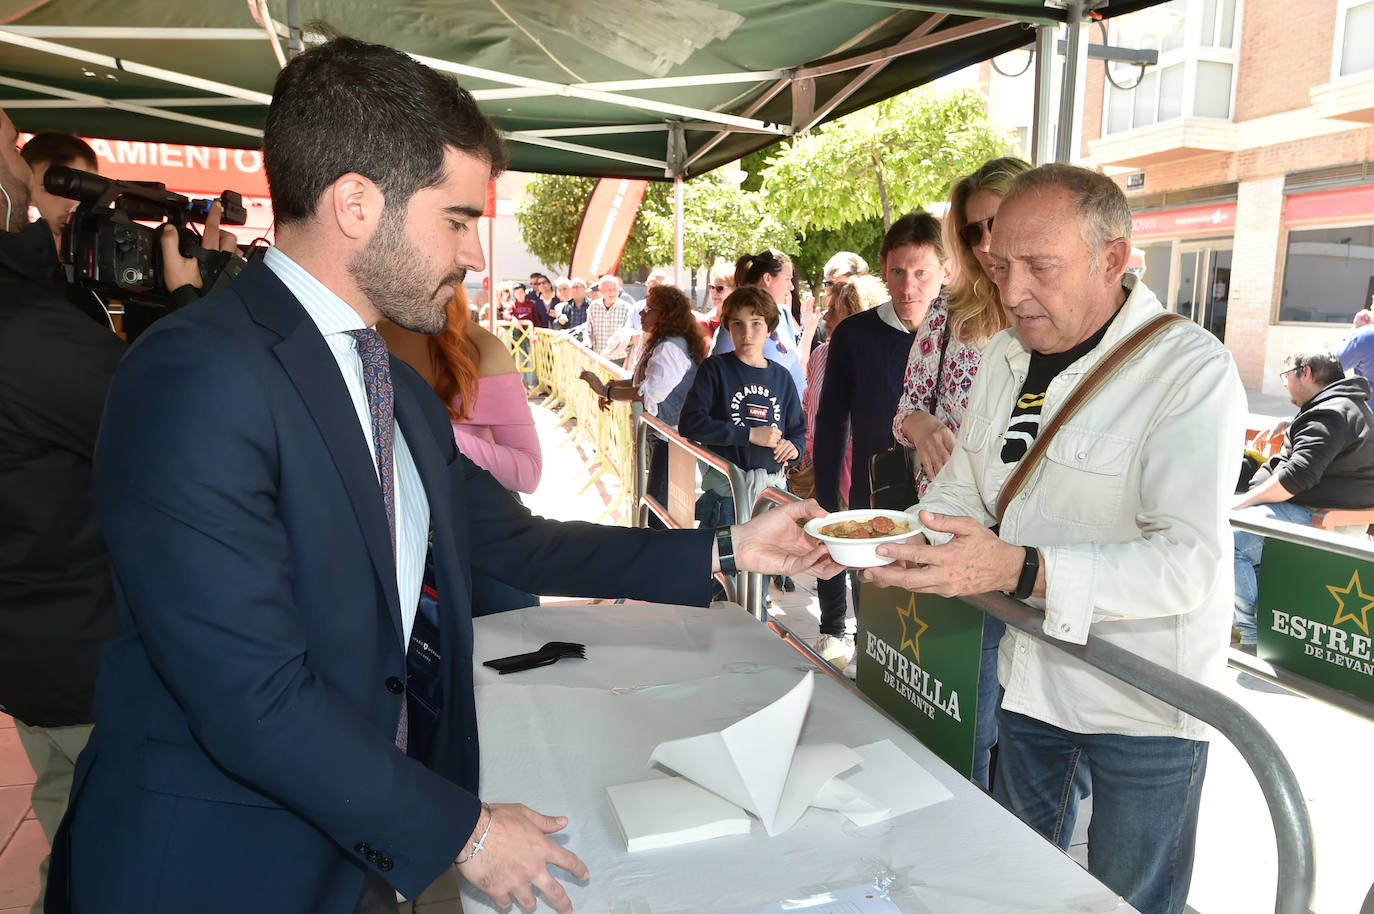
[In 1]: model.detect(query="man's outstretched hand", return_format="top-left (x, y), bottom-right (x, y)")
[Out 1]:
top-left (728, 498), bottom-right (842, 580)
top-left (455, 803), bottom-right (589, 914)
top-left (862, 509), bottom-right (1023, 597)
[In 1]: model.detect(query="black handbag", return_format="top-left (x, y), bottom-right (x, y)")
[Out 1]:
top-left (868, 315), bottom-right (952, 510)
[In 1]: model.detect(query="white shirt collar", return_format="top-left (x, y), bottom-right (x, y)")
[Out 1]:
top-left (263, 246), bottom-right (368, 337)
top-left (876, 300), bottom-right (913, 334)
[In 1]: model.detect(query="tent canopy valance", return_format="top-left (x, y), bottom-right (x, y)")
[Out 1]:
top-left (0, 0), bottom-right (1167, 180)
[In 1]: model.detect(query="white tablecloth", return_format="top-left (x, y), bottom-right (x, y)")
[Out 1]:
top-left (462, 601), bottom-right (1134, 914)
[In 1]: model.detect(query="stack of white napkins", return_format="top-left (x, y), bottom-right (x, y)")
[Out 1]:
top-left (605, 672), bottom-right (952, 852)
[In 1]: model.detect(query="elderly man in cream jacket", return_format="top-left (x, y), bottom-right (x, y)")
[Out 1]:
top-left (866, 164), bottom-right (1246, 914)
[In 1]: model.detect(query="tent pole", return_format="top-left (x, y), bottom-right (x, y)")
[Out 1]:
top-left (287, 0), bottom-right (302, 58)
top-left (1031, 24), bottom-right (1057, 165)
top-left (1054, 0), bottom-right (1089, 163)
top-left (673, 175), bottom-right (684, 288)
top-left (487, 207), bottom-right (496, 332)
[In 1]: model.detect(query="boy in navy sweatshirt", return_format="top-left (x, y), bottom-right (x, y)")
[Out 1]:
top-left (680, 286), bottom-right (806, 527)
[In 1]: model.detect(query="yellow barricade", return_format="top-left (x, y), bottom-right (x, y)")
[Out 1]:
top-left (493, 322), bottom-right (634, 525)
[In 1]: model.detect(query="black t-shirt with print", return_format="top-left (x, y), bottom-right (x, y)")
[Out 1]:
top-left (1000, 305), bottom-right (1124, 465)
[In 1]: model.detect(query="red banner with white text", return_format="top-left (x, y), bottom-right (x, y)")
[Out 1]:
top-left (568, 177), bottom-right (648, 282)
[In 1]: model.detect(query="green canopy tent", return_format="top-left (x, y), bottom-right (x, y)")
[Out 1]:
top-left (1, 0), bottom-right (1166, 179)
top-left (0, 0), bottom-right (1166, 280)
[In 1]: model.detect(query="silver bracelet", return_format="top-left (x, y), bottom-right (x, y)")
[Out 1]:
top-left (458, 802), bottom-right (494, 864)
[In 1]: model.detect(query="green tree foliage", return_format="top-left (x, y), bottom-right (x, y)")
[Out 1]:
top-left (514, 174), bottom-right (670, 275)
top-left (513, 88), bottom-right (1012, 283)
top-left (760, 88), bottom-right (1012, 232)
top-left (514, 173), bottom-right (791, 278)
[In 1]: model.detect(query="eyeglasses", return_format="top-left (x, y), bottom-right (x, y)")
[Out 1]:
top-left (710, 284), bottom-right (730, 293)
top-left (1278, 366), bottom-right (1299, 381)
top-left (958, 216), bottom-right (995, 248)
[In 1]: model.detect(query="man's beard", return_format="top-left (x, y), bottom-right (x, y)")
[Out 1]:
top-left (348, 208), bottom-right (465, 335)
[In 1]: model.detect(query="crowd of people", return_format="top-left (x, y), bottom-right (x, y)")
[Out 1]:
top-left (3, 31), bottom-right (1373, 914)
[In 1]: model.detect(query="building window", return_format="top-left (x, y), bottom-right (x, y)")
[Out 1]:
top-left (1279, 224), bottom-right (1374, 323)
top-left (1336, 0), bottom-right (1374, 78)
top-left (1104, 0), bottom-right (1241, 135)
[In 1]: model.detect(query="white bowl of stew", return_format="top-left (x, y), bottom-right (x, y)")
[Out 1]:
top-left (803, 508), bottom-right (919, 568)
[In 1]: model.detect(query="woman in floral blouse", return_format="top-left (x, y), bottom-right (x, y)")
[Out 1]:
top-left (891, 156), bottom-right (1031, 498)
top-left (888, 156), bottom-right (1030, 791)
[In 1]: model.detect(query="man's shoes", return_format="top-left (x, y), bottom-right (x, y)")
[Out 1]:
top-left (813, 633), bottom-right (855, 670)
top-left (773, 575), bottom-right (796, 592)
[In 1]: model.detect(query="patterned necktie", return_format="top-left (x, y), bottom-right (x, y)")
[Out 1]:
top-left (346, 328), bottom-right (407, 751)
top-left (347, 329), bottom-right (396, 555)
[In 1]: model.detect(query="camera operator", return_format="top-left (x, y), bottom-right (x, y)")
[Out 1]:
top-left (0, 106), bottom-right (235, 914)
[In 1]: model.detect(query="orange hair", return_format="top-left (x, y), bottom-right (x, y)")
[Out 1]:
top-left (429, 287), bottom-right (481, 422)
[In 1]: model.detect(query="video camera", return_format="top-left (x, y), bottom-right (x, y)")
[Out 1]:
top-left (43, 164), bottom-right (249, 300)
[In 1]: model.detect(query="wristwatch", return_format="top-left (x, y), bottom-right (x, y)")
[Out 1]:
top-left (715, 526), bottom-right (737, 576)
top-left (1012, 546), bottom-right (1040, 601)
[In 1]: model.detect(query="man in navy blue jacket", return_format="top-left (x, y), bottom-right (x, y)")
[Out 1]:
top-left (811, 213), bottom-right (950, 664)
top-left (47, 38), bottom-right (833, 914)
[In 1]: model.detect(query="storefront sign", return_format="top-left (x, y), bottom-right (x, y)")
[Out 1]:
top-left (1132, 202), bottom-right (1236, 241)
top-left (1284, 184), bottom-right (1374, 229)
top-left (856, 584), bottom-right (985, 777)
top-left (1258, 539), bottom-right (1374, 702)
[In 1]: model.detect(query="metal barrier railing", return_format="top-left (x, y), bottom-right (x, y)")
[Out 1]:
top-left (633, 413), bottom-right (750, 606)
top-left (1228, 512), bottom-right (1374, 725)
top-left (499, 322), bottom-right (635, 525)
top-left (747, 488), bottom-right (1317, 914)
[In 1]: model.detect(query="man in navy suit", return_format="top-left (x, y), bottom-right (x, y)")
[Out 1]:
top-left (46, 38), bottom-right (833, 914)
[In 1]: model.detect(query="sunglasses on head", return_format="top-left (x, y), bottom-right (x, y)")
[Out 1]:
top-left (958, 216), bottom-right (994, 248)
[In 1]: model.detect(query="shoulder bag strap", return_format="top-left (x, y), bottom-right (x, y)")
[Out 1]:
top-left (994, 312), bottom-right (1187, 525)
top-left (925, 308), bottom-right (954, 415)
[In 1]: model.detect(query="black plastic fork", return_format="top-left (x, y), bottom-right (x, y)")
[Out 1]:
top-left (483, 641), bottom-right (587, 674)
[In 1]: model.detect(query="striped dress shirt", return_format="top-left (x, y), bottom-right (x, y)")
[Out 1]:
top-left (263, 246), bottom-right (430, 647)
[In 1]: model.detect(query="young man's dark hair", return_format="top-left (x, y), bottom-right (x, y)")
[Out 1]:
top-left (513, 282), bottom-right (526, 292)
top-left (721, 285), bottom-right (779, 332)
top-left (879, 210), bottom-right (945, 262)
top-left (19, 132), bottom-right (97, 170)
top-left (1287, 351), bottom-right (1345, 387)
top-left (263, 36), bottom-right (506, 225)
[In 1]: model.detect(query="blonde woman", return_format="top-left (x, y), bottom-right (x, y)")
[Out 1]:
top-left (893, 156), bottom-right (1032, 496)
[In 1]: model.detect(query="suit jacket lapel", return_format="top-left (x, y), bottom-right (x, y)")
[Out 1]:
top-left (237, 261), bottom-right (404, 644)
top-left (393, 381), bottom-right (469, 606)
top-left (393, 378), bottom-right (469, 721)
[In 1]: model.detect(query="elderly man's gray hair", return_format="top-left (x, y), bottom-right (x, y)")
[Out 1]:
top-left (1004, 163), bottom-right (1133, 275)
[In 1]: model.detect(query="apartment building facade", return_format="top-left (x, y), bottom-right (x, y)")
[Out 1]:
top-left (984, 0), bottom-right (1374, 394)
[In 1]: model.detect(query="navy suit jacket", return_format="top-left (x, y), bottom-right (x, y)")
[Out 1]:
top-left (50, 259), bottom-right (713, 913)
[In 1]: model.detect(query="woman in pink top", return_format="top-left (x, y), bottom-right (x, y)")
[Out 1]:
top-left (383, 288), bottom-right (542, 494)
top-left (381, 288), bottom-right (544, 614)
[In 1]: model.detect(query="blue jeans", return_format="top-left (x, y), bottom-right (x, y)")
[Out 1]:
top-left (972, 616), bottom-right (1005, 790)
top-left (993, 707), bottom-right (1208, 914)
top-left (1233, 502), bottom-right (1314, 644)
